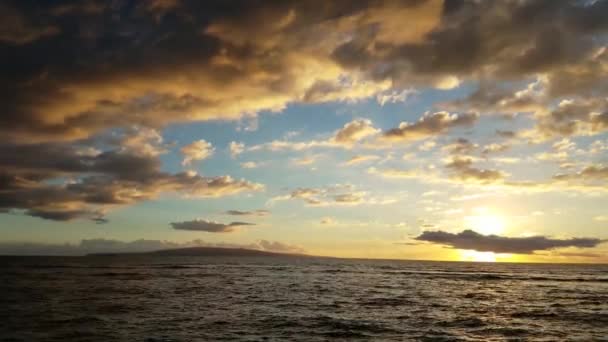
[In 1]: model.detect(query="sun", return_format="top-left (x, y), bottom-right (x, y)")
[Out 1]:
top-left (459, 250), bottom-right (497, 262)
top-left (457, 208), bottom-right (506, 262)
top-left (465, 208), bottom-right (506, 236)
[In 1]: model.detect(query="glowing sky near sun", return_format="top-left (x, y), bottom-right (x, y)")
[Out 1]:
top-left (1, 0), bottom-right (607, 262)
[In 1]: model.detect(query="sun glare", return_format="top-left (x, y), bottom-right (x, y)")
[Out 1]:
top-left (466, 208), bottom-right (506, 236)
top-left (460, 250), bottom-right (497, 262)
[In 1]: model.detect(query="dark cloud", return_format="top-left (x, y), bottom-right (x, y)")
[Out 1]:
top-left (170, 219), bottom-right (255, 233)
top-left (1, 0), bottom-right (608, 145)
top-left (0, 3), bottom-right (60, 45)
top-left (25, 208), bottom-right (104, 222)
top-left (225, 209), bottom-right (270, 216)
top-left (1, 0), bottom-right (608, 226)
top-left (0, 170), bottom-right (262, 222)
top-left (0, 129), bottom-right (262, 222)
top-left (534, 99), bottom-right (608, 138)
top-left (334, 0), bottom-right (608, 93)
top-left (415, 229), bottom-right (605, 254)
top-left (496, 130), bottom-right (517, 139)
top-left (440, 83), bottom-right (542, 116)
top-left (383, 111), bottom-right (478, 142)
top-left (332, 0), bottom-right (608, 141)
top-left (1, 0), bottom-right (428, 143)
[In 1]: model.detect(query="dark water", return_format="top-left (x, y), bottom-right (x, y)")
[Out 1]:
top-left (1, 256), bottom-right (608, 341)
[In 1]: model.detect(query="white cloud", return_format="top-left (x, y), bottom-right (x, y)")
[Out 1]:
top-left (241, 161), bottom-right (260, 169)
top-left (248, 119), bottom-right (381, 152)
top-left (229, 141), bottom-right (245, 158)
top-left (343, 154), bottom-right (380, 166)
top-left (181, 139), bottom-right (214, 166)
top-left (332, 119), bottom-right (380, 146)
top-left (376, 88), bottom-right (417, 106)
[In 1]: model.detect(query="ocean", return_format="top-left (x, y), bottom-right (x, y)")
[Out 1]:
top-left (1, 256), bottom-right (607, 341)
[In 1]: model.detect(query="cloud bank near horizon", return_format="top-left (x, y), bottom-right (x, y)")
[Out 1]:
top-left (415, 229), bottom-right (606, 254)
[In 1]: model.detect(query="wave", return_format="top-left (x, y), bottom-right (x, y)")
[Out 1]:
top-left (382, 270), bottom-right (608, 283)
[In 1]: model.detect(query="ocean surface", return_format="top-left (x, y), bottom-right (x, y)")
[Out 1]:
top-left (1, 256), bottom-right (607, 341)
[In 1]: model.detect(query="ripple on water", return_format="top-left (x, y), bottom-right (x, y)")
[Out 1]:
top-left (2, 257), bottom-right (608, 341)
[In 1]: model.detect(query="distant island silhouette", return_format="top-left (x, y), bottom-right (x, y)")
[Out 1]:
top-left (87, 246), bottom-right (308, 257)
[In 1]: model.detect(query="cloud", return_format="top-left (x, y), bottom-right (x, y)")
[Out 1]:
top-left (248, 119), bottom-right (381, 152)
top-left (440, 81), bottom-right (544, 116)
top-left (273, 187), bottom-right (324, 206)
top-left (331, 119), bottom-right (380, 146)
top-left (0, 130), bottom-right (262, 222)
top-left (3, 0), bottom-right (608, 146)
top-left (496, 130), bottom-right (517, 139)
top-left (170, 219), bottom-right (255, 233)
top-left (442, 138), bottom-right (477, 155)
top-left (418, 140), bottom-right (437, 152)
top-left (530, 99), bottom-right (608, 139)
top-left (0, 3), bottom-right (60, 45)
top-left (481, 143), bottom-right (510, 155)
top-left (271, 185), bottom-right (392, 207)
top-left (376, 89), bottom-right (417, 106)
top-left (370, 162), bottom-right (521, 189)
top-left (0, 170), bottom-right (262, 222)
top-left (2, 0), bottom-right (608, 228)
top-left (0, 1), bottom-right (443, 143)
top-left (248, 139), bottom-right (332, 152)
top-left (553, 138), bottom-right (576, 152)
top-left (590, 140), bottom-right (608, 154)
top-left (382, 112), bottom-right (478, 142)
top-left (367, 160), bottom-right (608, 196)
top-left (333, 193), bottom-right (364, 204)
top-left (320, 217), bottom-right (336, 225)
top-left (415, 229), bottom-right (605, 254)
top-left (181, 140), bottom-right (214, 166)
top-left (301, 78), bottom-right (391, 104)
top-left (257, 240), bottom-right (304, 254)
top-left (367, 167), bottom-right (429, 180)
top-left (225, 209), bottom-right (270, 217)
top-left (445, 157), bottom-right (505, 184)
top-left (343, 155), bottom-right (380, 166)
top-left (145, 0), bottom-right (181, 15)
top-left (247, 112), bottom-right (477, 154)
top-left (119, 127), bottom-right (168, 156)
top-left (333, 1), bottom-right (608, 95)
top-left (0, 238), bottom-right (304, 256)
top-left (552, 251), bottom-right (605, 259)
top-left (553, 165), bottom-right (608, 181)
top-left (229, 141), bottom-right (245, 158)
top-left (291, 156), bottom-right (317, 166)
top-left (240, 161), bottom-right (260, 169)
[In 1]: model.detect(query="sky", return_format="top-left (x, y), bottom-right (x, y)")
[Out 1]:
top-left (1, 0), bottom-right (607, 262)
